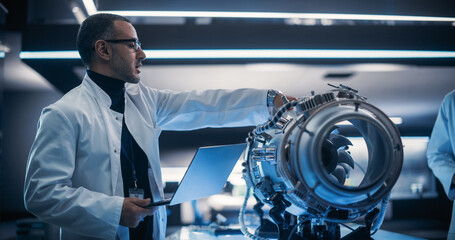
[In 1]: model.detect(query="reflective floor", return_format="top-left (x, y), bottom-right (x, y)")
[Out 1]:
top-left (0, 219), bottom-right (448, 240)
top-left (166, 225), bottom-right (428, 240)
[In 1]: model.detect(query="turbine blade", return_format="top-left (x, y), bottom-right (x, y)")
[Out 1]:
top-left (338, 150), bottom-right (355, 169)
top-left (322, 139), bottom-right (338, 173)
top-left (330, 174), bottom-right (339, 183)
top-left (331, 166), bottom-right (347, 185)
top-left (330, 125), bottom-right (340, 135)
top-left (329, 134), bottom-right (353, 149)
top-left (339, 163), bottom-right (351, 174)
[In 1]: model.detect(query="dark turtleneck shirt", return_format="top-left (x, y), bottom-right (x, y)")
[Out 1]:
top-left (87, 70), bottom-right (154, 240)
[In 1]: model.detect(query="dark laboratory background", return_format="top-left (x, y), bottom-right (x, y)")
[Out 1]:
top-left (1, 0), bottom-right (455, 239)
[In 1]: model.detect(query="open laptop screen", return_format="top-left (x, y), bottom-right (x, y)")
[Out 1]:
top-left (148, 143), bottom-right (246, 207)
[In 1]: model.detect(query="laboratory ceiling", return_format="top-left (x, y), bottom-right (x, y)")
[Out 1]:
top-left (3, 0), bottom-right (455, 134)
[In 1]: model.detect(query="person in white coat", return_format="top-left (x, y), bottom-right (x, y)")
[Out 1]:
top-left (23, 13), bottom-right (295, 240)
top-left (427, 90), bottom-right (455, 240)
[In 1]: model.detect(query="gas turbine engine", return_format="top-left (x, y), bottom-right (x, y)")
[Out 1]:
top-left (239, 85), bottom-right (403, 240)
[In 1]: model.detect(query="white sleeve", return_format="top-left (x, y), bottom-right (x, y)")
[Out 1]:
top-left (153, 88), bottom-right (270, 131)
top-left (427, 93), bottom-right (455, 200)
top-left (24, 107), bottom-right (123, 239)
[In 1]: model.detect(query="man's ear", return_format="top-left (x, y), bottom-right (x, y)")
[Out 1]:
top-left (94, 40), bottom-right (111, 61)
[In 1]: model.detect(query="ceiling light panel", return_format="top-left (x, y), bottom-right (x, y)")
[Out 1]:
top-left (19, 49), bottom-right (455, 59)
top-left (83, 0), bottom-right (455, 23)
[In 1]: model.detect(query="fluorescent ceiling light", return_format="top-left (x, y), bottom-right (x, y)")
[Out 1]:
top-left (0, 52), bottom-right (5, 58)
top-left (82, 0), bottom-right (97, 16)
top-left (20, 51), bottom-right (81, 59)
top-left (20, 49), bottom-right (455, 59)
top-left (82, 0), bottom-right (455, 22)
top-left (145, 50), bottom-right (455, 59)
top-left (98, 11), bottom-right (455, 22)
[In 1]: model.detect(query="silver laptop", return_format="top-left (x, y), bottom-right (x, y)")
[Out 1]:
top-left (147, 143), bottom-right (246, 207)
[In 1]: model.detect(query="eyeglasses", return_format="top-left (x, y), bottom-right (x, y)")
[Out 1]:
top-left (104, 38), bottom-right (142, 51)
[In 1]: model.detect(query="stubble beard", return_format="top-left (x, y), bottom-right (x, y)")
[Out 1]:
top-left (112, 53), bottom-right (140, 84)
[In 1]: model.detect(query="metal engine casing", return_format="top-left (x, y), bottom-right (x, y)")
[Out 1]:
top-left (243, 86), bottom-right (403, 223)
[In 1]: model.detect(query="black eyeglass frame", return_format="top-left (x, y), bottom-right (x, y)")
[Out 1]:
top-left (104, 38), bottom-right (142, 51)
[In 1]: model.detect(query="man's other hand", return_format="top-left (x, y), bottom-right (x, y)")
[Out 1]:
top-left (120, 197), bottom-right (158, 228)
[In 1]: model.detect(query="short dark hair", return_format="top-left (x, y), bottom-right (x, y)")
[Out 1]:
top-left (76, 13), bottom-right (131, 66)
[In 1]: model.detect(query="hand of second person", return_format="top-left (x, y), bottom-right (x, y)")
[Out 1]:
top-left (119, 197), bottom-right (158, 228)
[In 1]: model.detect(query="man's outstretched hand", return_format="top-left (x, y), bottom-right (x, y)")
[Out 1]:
top-left (120, 197), bottom-right (158, 228)
top-left (274, 94), bottom-right (298, 109)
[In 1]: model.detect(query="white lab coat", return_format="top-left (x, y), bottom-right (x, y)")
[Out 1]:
top-left (24, 75), bottom-right (269, 240)
top-left (427, 90), bottom-right (455, 239)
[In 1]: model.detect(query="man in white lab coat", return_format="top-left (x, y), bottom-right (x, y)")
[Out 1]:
top-left (427, 90), bottom-right (455, 240)
top-left (23, 13), bottom-right (294, 240)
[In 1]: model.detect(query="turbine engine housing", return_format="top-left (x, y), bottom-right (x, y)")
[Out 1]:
top-left (242, 85), bottom-right (403, 231)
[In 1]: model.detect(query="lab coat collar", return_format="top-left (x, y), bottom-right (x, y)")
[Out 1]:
top-left (83, 73), bottom-right (142, 110)
top-left (82, 74), bottom-right (113, 109)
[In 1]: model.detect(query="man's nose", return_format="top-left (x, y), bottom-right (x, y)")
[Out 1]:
top-left (137, 47), bottom-right (146, 60)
